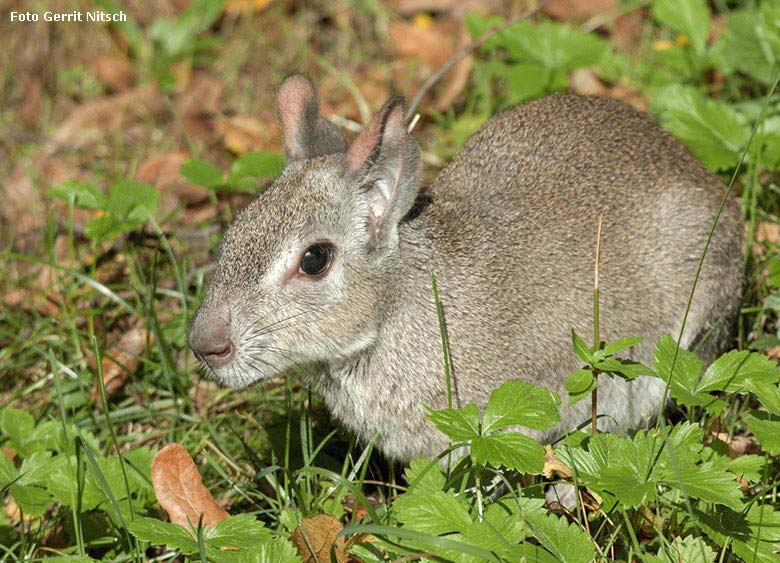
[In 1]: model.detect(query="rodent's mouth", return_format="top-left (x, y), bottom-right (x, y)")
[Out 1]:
top-left (199, 345), bottom-right (302, 390)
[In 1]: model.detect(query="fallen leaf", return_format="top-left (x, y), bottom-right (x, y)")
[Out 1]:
top-left (342, 492), bottom-right (381, 522)
top-left (90, 324), bottom-right (152, 402)
top-left (543, 0), bottom-right (618, 20)
top-left (226, 0), bottom-right (272, 13)
top-left (20, 75), bottom-right (44, 125)
top-left (151, 443), bottom-right (229, 532)
top-left (390, 17), bottom-right (459, 71)
top-left (2, 157), bottom-right (83, 250)
top-left (2, 290), bottom-right (61, 316)
top-left (136, 152), bottom-right (210, 205)
top-left (46, 83), bottom-right (165, 153)
top-left (613, 11), bottom-right (645, 54)
top-left (711, 431), bottom-right (761, 457)
top-left (3, 497), bottom-right (34, 524)
top-left (766, 346), bottom-right (780, 362)
top-left (93, 53), bottom-right (136, 92)
top-left (214, 115), bottom-right (281, 155)
top-left (756, 222), bottom-right (780, 246)
top-left (389, 16), bottom-right (471, 111)
top-left (543, 445), bottom-right (573, 479)
top-left (290, 513), bottom-right (348, 563)
top-left (605, 81), bottom-right (649, 111)
top-left (174, 73), bottom-right (224, 142)
top-left (570, 68), bottom-right (607, 97)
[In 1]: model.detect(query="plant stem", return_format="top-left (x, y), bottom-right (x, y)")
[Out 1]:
top-left (592, 214), bottom-right (603, 436)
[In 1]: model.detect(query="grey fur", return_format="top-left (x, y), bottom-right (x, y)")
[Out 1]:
top-left (188, 77), bottom-right (743, 463)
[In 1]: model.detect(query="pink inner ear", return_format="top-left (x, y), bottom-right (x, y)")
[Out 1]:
top-left (276, 76), bottom-right (316, 158)
top-left (346, 115), bottom-right (382, 172)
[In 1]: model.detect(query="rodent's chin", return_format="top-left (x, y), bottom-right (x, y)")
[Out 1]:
top-left (205, 365), bottom-right (271, 390)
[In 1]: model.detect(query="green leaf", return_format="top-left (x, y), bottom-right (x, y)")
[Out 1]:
top-left (697, 503), bottom-right (780, 563)
top-left (471, 432), bottom-right (545, 473)
top-left (404, 458), bottom-right (446, 494)
top-left (594, 358), bottom-right (655, 380)
top-left (206, 514), bottom-right (271, 549)
top-left (727, 454), bottom-right (765, 482)
top-left (107, 180), bottom-right (158, 218)
top-left (425, 403), bottom-right (480, 441)
top-left (720, 5), bottom-right (780, 86)
top-left (564, 369), bottom-right (596, 406)
top-left (651, 85), bottom-right (751, 171)
top-left (227, 152), bottom-right (285, 186)
top-left (482, 380), bottom-right (561, 433)
top-left (571, 329), bottom-right (593, 364)
top-left (659, 461), bottom-right (743, 511)
top-left (393, 490), bottom-right (472, 535)
top-left (500, 20), bottom-right (608, 71)
top-left (127, 516), bottom-right (199, 553)
top-left (652, 334), bottom-right (724, 412)
top-left (600, 337), bottom-right (644, 358)
top-left (49, 181), bottom-right (106, 210)
top-left (0, 408), bottom-right (36, 455)
top-left (522, 503), bottom-right (596, 563)
top-left (658, 534), bottom-right (716, 563)
top-left (598, 463), bottom-right (656, 508)
top-left (653, 0), bottom-right (711, 56)
top-left (745, 379), bottom-right (780, 415)
top-left (491, 61), bottom-right (548, 103)
top-left (233, 537), bottom-right (302, 563)
top-left (181, 158), bottom-right (224, 188)
top-left (745, 413), bottom-right (780, 456)
top-left (9, 484), bottom-right (51, 517)
top-left (696, 350), bottom-right (779, 394)
top-left (0, 453), bottom-right (18, 489)
top-left (465, 13), bottom-right (505, 50)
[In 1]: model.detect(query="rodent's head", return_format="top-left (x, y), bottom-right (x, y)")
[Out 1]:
top-left (188, 75), bottom-right (421, 388)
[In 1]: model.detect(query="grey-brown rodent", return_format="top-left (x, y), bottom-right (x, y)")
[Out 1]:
top-left (188, 74), bottom-right (743, 462)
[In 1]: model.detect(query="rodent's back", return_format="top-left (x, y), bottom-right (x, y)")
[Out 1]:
top-left (418, 93), bottom-right (742, 402)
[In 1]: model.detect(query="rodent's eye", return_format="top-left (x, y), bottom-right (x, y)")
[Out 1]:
top-left (299, 242), bottom-right (334, 277)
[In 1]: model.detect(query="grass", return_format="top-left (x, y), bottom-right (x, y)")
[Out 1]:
top-left (1, 1), bottom-right (780, 561)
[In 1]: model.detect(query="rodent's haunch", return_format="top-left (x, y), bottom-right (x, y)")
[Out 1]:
top-left (188, 75), bottom-right (743, 462)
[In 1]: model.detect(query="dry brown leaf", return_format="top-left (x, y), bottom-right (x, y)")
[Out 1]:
top-left (20, 75), bottom-right (44, 125)
top-left (606, 82), bottom-right (649, 112)
top-left (766, 346), bottom-right (780, 362)
top-left (3, 86), bottom-right (165, 248)
top-left (543, 0), bottom-right (618, 20)
top-left (93, 54), bottom-right (136, 92)
top-left (756, 222), bottom-right (780, 246)
top-left (151, 443), bottom-right (229, 532)
top-left (388, 0), bottom-right (500, 15)
top-left (90, 324), bottom-right (152, 402)
top-left (214, 115), bottom-right (281, 155)
top-left (47, 83), bottom-right (165, 153)
top-left (570, 68), bottom-right (608, 97)
top-left (3, 157), bottom-right (84, 249)
top-left (136, 152), bottom-right (210, 205)
top-left (290, 513), bottom-right (348, 563)
top-left (712, 431), bottom-right (762, 458)
top-left (543, 445), bottom-right (573, 479)
top-left (390, 17), bottom-right (460, 71)
top-left (3, 497), bottom-right (34, 524)
top-left (174, 73), bottom-right (224, 141)
top-left (2, 290), bottom-right (61, 316)
top-left (389, 15), bottom-right (471, 111)
top-left (226, 0), bottom-right (272, 13)
top-left (614, 11), bottom-right (645, 54)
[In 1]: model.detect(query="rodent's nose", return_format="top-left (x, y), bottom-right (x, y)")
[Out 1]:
top-left (188, 305), bottom-right (235, 368)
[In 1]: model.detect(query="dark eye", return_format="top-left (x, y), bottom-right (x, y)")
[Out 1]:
top-left (299, 243), bottom-right (334, 277)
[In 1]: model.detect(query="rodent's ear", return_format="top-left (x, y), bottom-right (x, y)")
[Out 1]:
top-left (275, 74), bottom-right (346, 162)
top-left (346, 96), bottom-right (421, 250)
